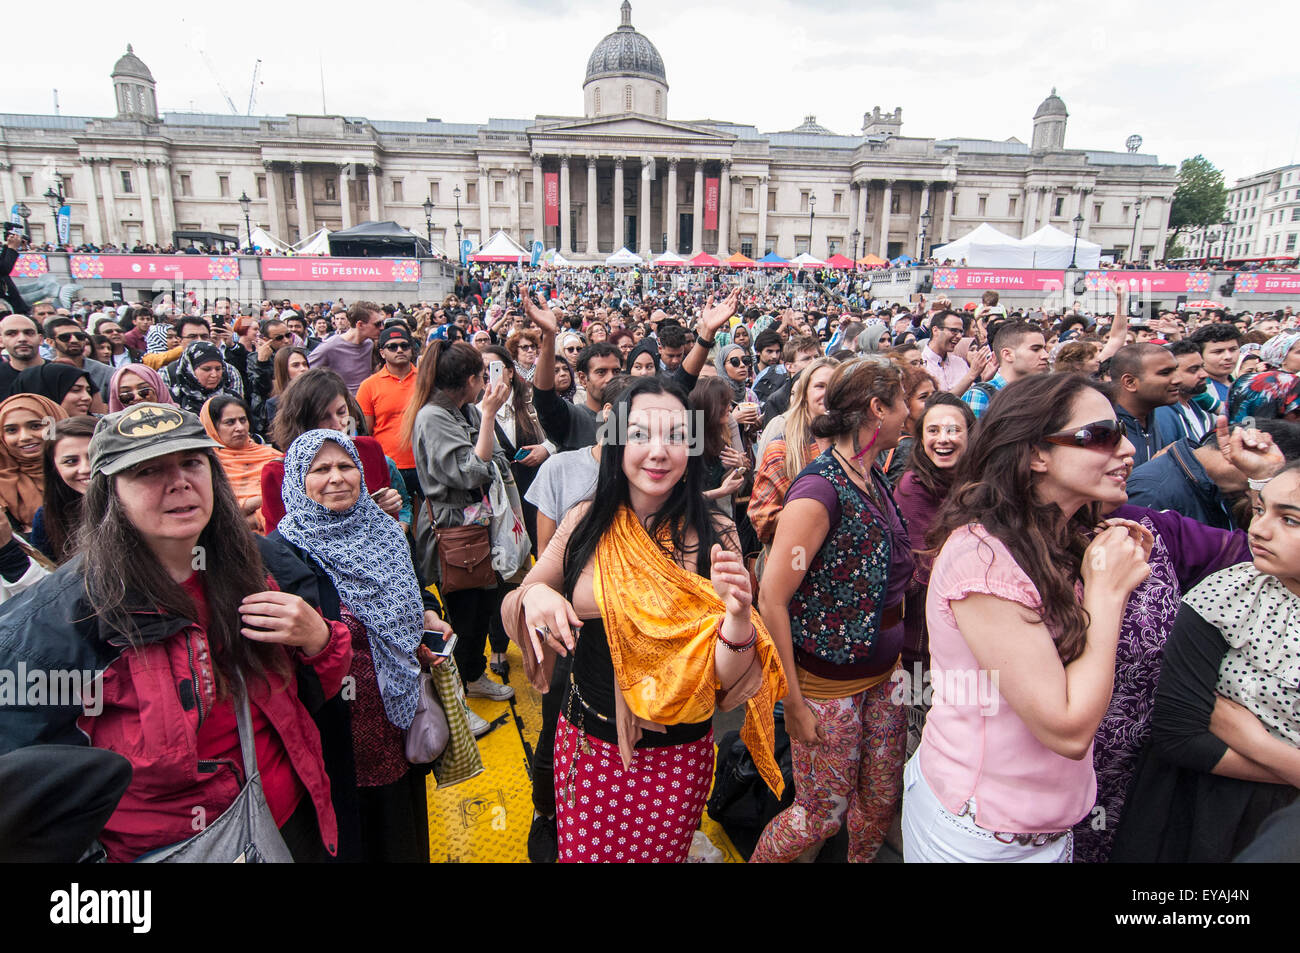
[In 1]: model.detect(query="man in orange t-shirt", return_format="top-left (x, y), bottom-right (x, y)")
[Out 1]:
top-left (357, 325), bottom-right (419, 497)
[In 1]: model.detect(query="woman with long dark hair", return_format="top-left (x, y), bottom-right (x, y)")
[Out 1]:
top-left (403, 339), bottom-right (516, 731)
top-left (751, 359), bottom-right (913, 863)
top-left (877, 363), bottom-right (937, 487)
top-left (32, 416), bottom-right (97, 563)
top-left (902, 373), bottom-right (1152, 862)
top-left (0, 404), bottom-right (352, 862)
top-left (690, 377), bottom-right (748, 507)
top-left (261, 345), bottom-right (310, 434)
top-left (501, 375), bottom-right (786, 862)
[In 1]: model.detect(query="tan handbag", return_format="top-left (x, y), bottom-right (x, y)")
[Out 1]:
top-left (430, 501), bottom-right (495, 594)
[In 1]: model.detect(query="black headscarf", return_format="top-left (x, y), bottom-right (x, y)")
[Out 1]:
top-left (11, 363), bottom-right (95, 405)
top-left (625, 337), bottom-right (660, 375)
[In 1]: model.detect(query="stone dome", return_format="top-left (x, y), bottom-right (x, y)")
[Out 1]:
top-left (1034, 88), bottom-right (1067, 119)
top-left (585, 2), bottom-right (666, 85)
top-left (111, 44), bottom-right (154, 82)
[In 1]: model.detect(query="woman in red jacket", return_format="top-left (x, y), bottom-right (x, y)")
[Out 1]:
top-left (0, 403), bottom-right (352, 862)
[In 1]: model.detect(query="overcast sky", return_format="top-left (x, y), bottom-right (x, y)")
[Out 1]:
top-left (8, 0), bottom-right (1298, 185)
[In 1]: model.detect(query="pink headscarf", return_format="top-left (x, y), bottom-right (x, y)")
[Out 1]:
top-left (107, 363), bottom-right (177, 413)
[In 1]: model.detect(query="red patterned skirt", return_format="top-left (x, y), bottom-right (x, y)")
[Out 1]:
top-left (553, 713), bottom-right (714, 863)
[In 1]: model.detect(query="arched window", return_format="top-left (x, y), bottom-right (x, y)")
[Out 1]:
top-left (654, 89), bottom-right (662, 116)
top-left (594, 88), bottom-right (602, 115)
top-left (624, 85), bottom-right (633, 112)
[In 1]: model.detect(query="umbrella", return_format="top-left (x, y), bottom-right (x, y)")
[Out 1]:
top-left (725, 252), bottom-right (757, 268)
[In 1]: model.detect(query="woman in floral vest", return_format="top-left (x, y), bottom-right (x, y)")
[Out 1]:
top-left (752, 359), bottom-right (914, 863)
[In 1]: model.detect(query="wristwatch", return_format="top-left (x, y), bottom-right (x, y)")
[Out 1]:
top-left (1248, 478), bottom-right (1271, 492)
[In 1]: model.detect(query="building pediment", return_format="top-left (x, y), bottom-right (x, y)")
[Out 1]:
top-left (530, 114), bottom-right (734, 143)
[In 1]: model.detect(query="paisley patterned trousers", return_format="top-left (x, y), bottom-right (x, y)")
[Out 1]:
top-left (750, 680), bottom-right (904, 863)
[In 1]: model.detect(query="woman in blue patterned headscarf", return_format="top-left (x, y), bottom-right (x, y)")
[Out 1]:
top-left (1228, 370), bottom-right (1300, 426)
top-left (272, 428), bottom-right (430, 862)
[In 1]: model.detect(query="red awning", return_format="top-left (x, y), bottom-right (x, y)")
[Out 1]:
top-left (689, 252), bottom-right (721, 266)
top-left (824, 254), bottom-right (856, 268)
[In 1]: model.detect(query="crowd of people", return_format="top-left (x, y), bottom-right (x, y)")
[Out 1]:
top-left (0, 251), bottom-right (1299, 865)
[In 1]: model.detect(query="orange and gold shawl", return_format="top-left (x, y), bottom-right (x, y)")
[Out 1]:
top-left (593, 505), bottom-right (786, 797)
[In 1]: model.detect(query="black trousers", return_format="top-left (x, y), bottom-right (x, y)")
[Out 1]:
top-left (444, 585), bottom-right (500, 684)
top-left (531, 651), bottom-right (574, 817)
top-left (357, 770), bottom-right (431, 863)
top-left (279, 796), bottom-right (328, 863)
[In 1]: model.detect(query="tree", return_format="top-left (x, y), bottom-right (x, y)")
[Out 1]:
top-left (1168, 155), bottom-right (1227, 241)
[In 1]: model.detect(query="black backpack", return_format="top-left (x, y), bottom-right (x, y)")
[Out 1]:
top-left (706, 715), bottom-right (795, 860)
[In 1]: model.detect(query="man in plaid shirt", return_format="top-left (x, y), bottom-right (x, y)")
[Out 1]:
top-left (962, 320), bottom-right (1049, 419)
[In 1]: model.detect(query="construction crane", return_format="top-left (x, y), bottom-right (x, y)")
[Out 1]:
top-left (196, 45), bottom-right (239, 114)
top-left (246, 59), bottom-right (262, 115)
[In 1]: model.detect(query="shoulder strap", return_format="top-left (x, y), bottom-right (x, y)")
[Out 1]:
top-left (232, 673), bottom-right (259, 787)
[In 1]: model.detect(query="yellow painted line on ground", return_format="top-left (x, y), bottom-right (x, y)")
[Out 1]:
top-left (426, 639), bottom-right (744, 863)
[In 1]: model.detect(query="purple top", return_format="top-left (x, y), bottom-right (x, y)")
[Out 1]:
top-left (307, 335), bottom-right (375, 394)
top-left (1072, 503), bottom-right (1251, 863)
top-left (894, 470), bottom-right (944, 668)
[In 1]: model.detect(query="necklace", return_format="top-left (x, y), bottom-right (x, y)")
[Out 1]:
top-left (833, 446), bottom-right (879, 505)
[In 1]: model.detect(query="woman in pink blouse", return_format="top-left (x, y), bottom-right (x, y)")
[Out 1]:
top-left (902, 373), bottom-right (1152, 862)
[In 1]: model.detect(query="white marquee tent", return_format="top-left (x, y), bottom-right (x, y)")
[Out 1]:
top-left (1020, 225), bottom-right (1102, 269)
top-left (605, 247), bottom-right (644, 266)
top-left (250, 227), bottom-right (291, 254)
top-left (931, 223), bottom-right (1034, 268)
top-left (293, 228), bottom-right (331, 255)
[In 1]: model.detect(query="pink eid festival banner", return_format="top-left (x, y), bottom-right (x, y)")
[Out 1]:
top-left (931, 268), bottom-right (1066, 291)
top-left (260, 258), bottom-right (421, 283)
top-left (68, 255), bottom-right (240, 281)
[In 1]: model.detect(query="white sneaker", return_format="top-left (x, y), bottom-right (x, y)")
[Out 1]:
top-left (465, 673), bottom-right (515, 701)
top-left (464, 704), bottom-right (491, 738)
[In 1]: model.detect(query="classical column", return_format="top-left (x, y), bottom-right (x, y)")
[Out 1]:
top-left (586, 156), bottom-right (598, 255)
top-left (691, 162), bottom-right (705, 254)
top-left (940, 186), bottom-right (954, 244)
top-left (263, 161), bottom-right (284, 238)
top-left (368, 165), bottom-right (381, 221)
top-left (478, 165), bottom-right (491, 243)
top-left (155, 158), bottom-right (175, 243)
top-left (136, 159), bottom-right (157, 245)
top-left (1039, 186), bottom-right (1053, 231)
top-left (1022, 185), bottom-right (1039, 237)
top-left (916, 182), bottom-right (931, 258)
top-left (756, 176), bottom-right (769, 257)
top-left (665, 157), bottom-right (679, 254)
top-left (508, 168), bottom-right (521, 240)
top-left (876, 179), bottom-right (894, 257)
top-left (78, 158), bottom-right (104, 246)
top-left (531, 154), bottom-right (544, 246)
top-left (0, 161), bottom-right (11, 216)
top-left (559, 156), bottom-right (572, 254)
top-left (337, 164), bottom-right (352, 230)
top-left (856, 181), bottom-right (869, 256)
top-left (293, 162), bottom-right (310, 239)
top-left (639, 158), bottom-right (652, 256)
top-left (717, 163), bottom-right (732, 256)
top-left (612, 157), bottom-right (625, 250)
top-left (98, 161), bottom-right (121, 245)
top-left (1079, 188), bottom-right (1093, 240)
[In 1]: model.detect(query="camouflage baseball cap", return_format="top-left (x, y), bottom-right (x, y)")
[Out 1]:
top-left (89, 403), bottom-right (220, 476)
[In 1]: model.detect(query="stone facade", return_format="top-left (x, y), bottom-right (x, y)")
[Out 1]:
top-left (1, 4), bottom-right (1175, 262)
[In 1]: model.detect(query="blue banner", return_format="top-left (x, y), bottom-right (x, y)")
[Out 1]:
top-left (56, 205), bottom-right (71, 245)
top-left (530, 240), bottom-right (543, 268)
top-left (459, 239), bottom-right (472, 265)
top-left (9, 205), bottom-right (22, 228)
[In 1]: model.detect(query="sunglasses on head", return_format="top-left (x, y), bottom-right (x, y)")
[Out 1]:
top-left (727, 356), bottom-right (752, 367)
top-left (56, 332), bottom-right (89, 342)
top-left (1041, 420), bottom-right (1127, 450)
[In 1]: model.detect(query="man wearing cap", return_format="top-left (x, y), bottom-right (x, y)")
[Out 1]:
top-left (356, 325), bottom-right (419, 498)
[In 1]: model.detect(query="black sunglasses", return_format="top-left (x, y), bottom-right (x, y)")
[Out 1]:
top-left (56, 332), bottom-right (89, 342)
top-left (1041, 420), bottom-right (1127, 450)
top-left (727, 356), bottom-right (752, 368)
top-left (384, 342), bottom-right (412, 351)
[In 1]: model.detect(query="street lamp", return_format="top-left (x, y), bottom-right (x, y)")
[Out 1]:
top-left (851, 228), bottom-right (860, 263)
top-left (422, 197), bottom-right (435, 255)
top-left (238, 191), bottom-right (252, 252)
top-left (44, 183), bottom-right (65, 244)
top-left (1128, 196), bottom-right (1144, 264)
top-left (919, 210), bottom-right (932, 260)
top-left (15, 202), bottom-right (31, 240)
top-left (1070, 213), bottom-right (1084, 269)
top-left (453, 185), bottom-right (463, 255)
top-left (807, 193), bottom-right (816, 256)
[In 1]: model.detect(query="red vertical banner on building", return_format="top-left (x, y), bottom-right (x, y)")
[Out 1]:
top-left (704, 177), bottom-right (720, 230)
top-left (544, 172), bottom-right (560, 227)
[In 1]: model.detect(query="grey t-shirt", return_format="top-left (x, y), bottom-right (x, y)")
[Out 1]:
top-left (307, 334), bottom-right (374, 394)
top-left (525, 447), bottom-right (599, 521)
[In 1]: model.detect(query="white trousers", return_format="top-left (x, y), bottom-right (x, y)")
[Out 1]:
top-left (900, 754), bottom-right (1072, 863)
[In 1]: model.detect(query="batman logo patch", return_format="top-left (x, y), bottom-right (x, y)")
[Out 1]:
top-left (117, 405), bottom-right (184, 438)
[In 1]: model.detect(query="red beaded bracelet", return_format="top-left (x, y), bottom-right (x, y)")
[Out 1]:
top-left (717, 624), bottom-right (757, 653)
